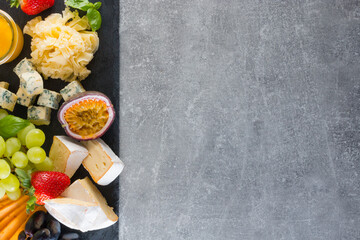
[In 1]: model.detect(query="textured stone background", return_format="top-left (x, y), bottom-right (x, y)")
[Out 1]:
top-left (119, 0), bottom-right (360, 239)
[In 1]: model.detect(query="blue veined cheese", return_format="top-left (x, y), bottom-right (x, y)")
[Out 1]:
top-left (0, 87), bottom-right (17, 112)
top-left (13, 58), bottom-right (35, 77)
top-left (27, 106), bottom-right (51, 125)
top-left (60, 81), bottom-right (85, 101)
top-left (37, 89), bottom-right (62, 109)
top-left (16, 88), bottom-right (37, 107)
top-left (0, 82), bottom-right (9, 90)
top-left (20, 71), bottom-right (44, 97)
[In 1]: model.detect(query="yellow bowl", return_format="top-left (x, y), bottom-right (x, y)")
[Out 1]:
top-left (0, 10), bottom-right (24, 65)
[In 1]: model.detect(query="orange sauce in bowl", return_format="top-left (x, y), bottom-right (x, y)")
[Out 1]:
top-left (0, 15), bottom-right (13, 58)
top-left (0, 10), bottom-right (23, 65)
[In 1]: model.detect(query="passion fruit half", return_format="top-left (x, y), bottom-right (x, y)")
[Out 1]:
top-left (58, 91), bottom-right (115, 140)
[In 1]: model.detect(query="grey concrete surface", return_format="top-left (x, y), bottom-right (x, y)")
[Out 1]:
top-left (119, 0), bottom-right (360, 239)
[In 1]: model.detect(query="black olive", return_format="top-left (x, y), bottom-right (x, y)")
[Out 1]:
top-left (32, 228), bottom-right (51, 240)
top-left (25, 211), bottom-right (47, 237)
top-left (47, 218), bottom-right (61, 240)
top-left (60, 233), bottom-right (80, 240)
top-left (17, 230), bottom-right (27, 240)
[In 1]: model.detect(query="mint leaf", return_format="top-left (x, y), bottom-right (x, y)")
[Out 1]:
top-left (87, 8), bottom-right (102, 31)
top-left (65, 0), bottom-right (102, 31)
top-left (93, 2), bottom-right (101, 10)
top-left (0, 115), bottom-right (29, 139)
top-left (65, 0), bottom-right (93, 11)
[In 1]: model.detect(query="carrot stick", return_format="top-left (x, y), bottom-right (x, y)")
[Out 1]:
top-left (0, 199), bottom-right (13, 210)
top-left (0, 208), bottom-right (28, 240)
top-left (9, 206), bottom-right (47, 240)
top-left (0, 196), bottom-right (8, 203)
top-left (0, 196), bottom-right (28, 222)
top-left (0, 204), bottom-right (26, 231)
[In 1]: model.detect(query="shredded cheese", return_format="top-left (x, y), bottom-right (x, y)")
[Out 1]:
top-left (24, 8), bottom-right (99, 82)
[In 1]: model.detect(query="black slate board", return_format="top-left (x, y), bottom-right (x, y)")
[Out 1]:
top-left (0, 1), bottom-right (119, 239)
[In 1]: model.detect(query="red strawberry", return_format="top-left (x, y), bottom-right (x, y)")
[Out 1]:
top-left (31, 171), bottom-right (70, 205)
top-left (9, 0), bottom-right (55, 15)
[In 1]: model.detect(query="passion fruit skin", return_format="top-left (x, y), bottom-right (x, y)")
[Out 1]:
top-left (58, 91), bottom-right (115, 141)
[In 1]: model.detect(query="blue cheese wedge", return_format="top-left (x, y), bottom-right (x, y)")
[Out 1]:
top-left (0, 87), bottom-right (17, 111)
top-left (60, 81), bottom-right (85, 101)
top-left (16, 88), bottom-right (37, 107)
top-left (0, 82), bottom-right (9, 90)
top-left (37, 89), bottom-right (62, 109)
top-left (13, 58), bottom-right (35, 77)
top-left (27, 106), bottom-right (51, 125)
top-left (20, 71), bottom-right (44, 97)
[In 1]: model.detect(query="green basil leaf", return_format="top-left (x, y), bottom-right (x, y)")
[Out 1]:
top-left (87, 8), bottom-right (102, 31)
top-left (93, 2), bottom-right (101, 10)
top-left (0, 115), bottom-right (30, 139)
top-left (66, 0), bottom-right (93, 11)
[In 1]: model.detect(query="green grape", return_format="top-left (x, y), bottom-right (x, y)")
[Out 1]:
top-left (25, 129), bottom-right (45, 148)
top-left (17, 123), bottom-right (35, 146)
top-left (35, 157), bottom-right (54, 171)
top-left (11, 151), bottom-right (28, 168)
top-left (0, 136), bottom-right (5, 157)
top-left (0, 185), bottom-right (5, 199)
top-left (3, 158), bottom-right (13, 169)
top-left (1, 174), bottom-right (20, 192)
top-left (0, 109), bottom-right (8, 120)
top-left (6, 188), bottom-right (21, 200)
top-left (27, 147), bottom-right (46, 164)
top-left (0, 160), bottom-right (10, 179)
top-left (4, 137), bottom-right (21, 158)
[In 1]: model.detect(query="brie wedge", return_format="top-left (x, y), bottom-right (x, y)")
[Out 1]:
top-left (49, 136), bottom-right (88, 178)
top-left (81, 139), bottom-right (124, 185)
top-left (44, 177), bottom-right (118, 232)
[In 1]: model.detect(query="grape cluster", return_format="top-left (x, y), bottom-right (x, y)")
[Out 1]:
top-left (0, 109), bottom-right (54, 201)
top-left (19, 210), bottom-right (80, 240)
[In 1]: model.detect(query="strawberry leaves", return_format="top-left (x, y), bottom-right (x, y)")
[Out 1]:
top-left (15, 168), bottom-right (32, 188)
top-left (15, 168), bottom-right (38, 213)
top-left (26, 187), bottom-right (37, 213)
top-left (8, 0), bottom-right (20, 8)
top-left (65, 0), bottom-right (102, 31)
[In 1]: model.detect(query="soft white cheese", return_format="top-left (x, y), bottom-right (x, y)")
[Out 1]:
top-left (44, 177), bottom-right (118, 232)
top-left (81, 138), bottom-right (124, 186)
top-left (49, 136), bottom-right (88, 178)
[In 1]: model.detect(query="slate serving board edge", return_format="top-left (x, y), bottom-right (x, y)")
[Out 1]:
top-left (0, 1), bottom-right (120, 239)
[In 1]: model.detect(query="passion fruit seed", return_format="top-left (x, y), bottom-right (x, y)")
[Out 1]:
top-left (64, 99), bottom-right (109, 137)
top-left (58, 91), bottom-right (115, 140)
